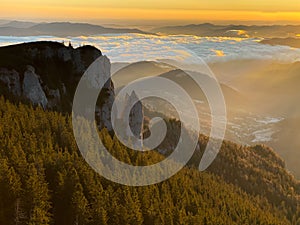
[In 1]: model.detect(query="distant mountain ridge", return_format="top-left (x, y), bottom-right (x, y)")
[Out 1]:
top-left (0, 20), bottom-right (37, 28)
top-left (0, 21), bottom-right (150, 37)
top-left (2, 21), bottom-right (300, 39)
top-left (261, 37), bottom-right (300, 48)
top-left (152, 23), bottom-right (300, 38)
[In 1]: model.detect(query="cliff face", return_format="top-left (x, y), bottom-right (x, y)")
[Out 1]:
top-left (125, 91), bottom-right (144, 140)
top-left (0, 41), bottom-right (144, 135)
top-left (0, 41), bottom-right (116, 131)
top-left (0, 42), bottom-right (103, 109)
top-left (93, 56), bottom-right (115, 133)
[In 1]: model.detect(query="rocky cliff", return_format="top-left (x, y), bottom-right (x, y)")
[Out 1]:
top-left (117, 91), bottom-right (144, 148)
top-left (0, 41), bottom-right (117, 132)
top-left (0, 41), bottom-right (145, 136)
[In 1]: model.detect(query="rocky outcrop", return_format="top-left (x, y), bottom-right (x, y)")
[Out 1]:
top-left (0, 41), bottom-right (103, 111)
top-left (22, 65), bottom-right (48, 108)
top-left (0, 41), bottom-right (144, 137)
top-left (94, 56), bottom-right (115, 133)
top-left (26, 42), bottom-right (102, 75)
top-left (116, 91), bottom-right (144, 147)
top-left (0, 68), bottom-right (21, 96)
top-left (0, 65), bottom-right (63, 109)
top-left (126, 91), bottom-right (144, 139)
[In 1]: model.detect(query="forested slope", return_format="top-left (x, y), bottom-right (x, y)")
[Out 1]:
top-left (0, 96), bottom-right (299, 224)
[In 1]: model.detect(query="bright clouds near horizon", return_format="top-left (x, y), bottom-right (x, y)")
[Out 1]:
top-left (1, 0), bottom-right (300, 22)
top-left (1, 35), bottom-right (300, 63)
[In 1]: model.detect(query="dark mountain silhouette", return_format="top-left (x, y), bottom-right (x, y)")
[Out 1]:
top-left (0, 22), bottom-right (150, 37)
top-left (152, 23), bottom-right (300, 38)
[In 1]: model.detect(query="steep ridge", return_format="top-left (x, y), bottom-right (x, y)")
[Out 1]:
top-left (0, 41), bottom-right (144, 138)
top-left (0, 41), bottom-right (113, 130)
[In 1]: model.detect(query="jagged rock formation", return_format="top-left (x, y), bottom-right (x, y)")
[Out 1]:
top-left (22, 65), bottom-right (48, 108)
top-left (115, 91), bottom-right (144, 148)
top-left (126, 91), bottom-right (144, 139)
top-left (0, 41), bottom-right (143, 135)
top-left (94, 56), bottom-right (115, 133)
top-left (0, 41), bottom-right (114, 130)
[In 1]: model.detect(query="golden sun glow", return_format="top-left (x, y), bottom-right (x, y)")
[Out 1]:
top-left (1, 0), bottom-right (300, 23)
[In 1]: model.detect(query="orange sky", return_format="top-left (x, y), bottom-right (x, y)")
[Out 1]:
top-left (1, 1), bottom-right (300, 23)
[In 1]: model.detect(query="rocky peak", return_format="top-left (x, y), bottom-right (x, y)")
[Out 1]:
top-left (117, 91), bottom-right (144, 147)
top-left (128, 91), bottom-right (144, 138)
top-left (0, 41), bottom-right (102, 110)
top-left (0, 41), bottom-right (144, 138)
top-left (94, 56), bottom-right (115, 133)
top-left (22, 65), bottom-right (48, 108)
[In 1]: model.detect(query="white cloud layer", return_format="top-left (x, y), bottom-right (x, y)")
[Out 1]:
top-left (0, 34), bottom-right (300, 63)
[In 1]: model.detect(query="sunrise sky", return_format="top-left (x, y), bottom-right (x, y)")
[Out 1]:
top-left (1, 0), bottom-right (300, 24)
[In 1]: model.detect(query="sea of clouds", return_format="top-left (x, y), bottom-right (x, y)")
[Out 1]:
top-left (0, 34), bottom-right (300, 63)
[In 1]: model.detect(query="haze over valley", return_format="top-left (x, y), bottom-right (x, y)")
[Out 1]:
top-left (1, 12), bottom-right (300, 223)
top-left (1, 20), bottom-right (299, 176)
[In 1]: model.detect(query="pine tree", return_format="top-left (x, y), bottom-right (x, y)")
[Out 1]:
top-left (24, 164), bottom-right (51, 225)
top-left (0, 159), bottom-right (22, 224)
top-left (71, 183), bottom-right (89, 225)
